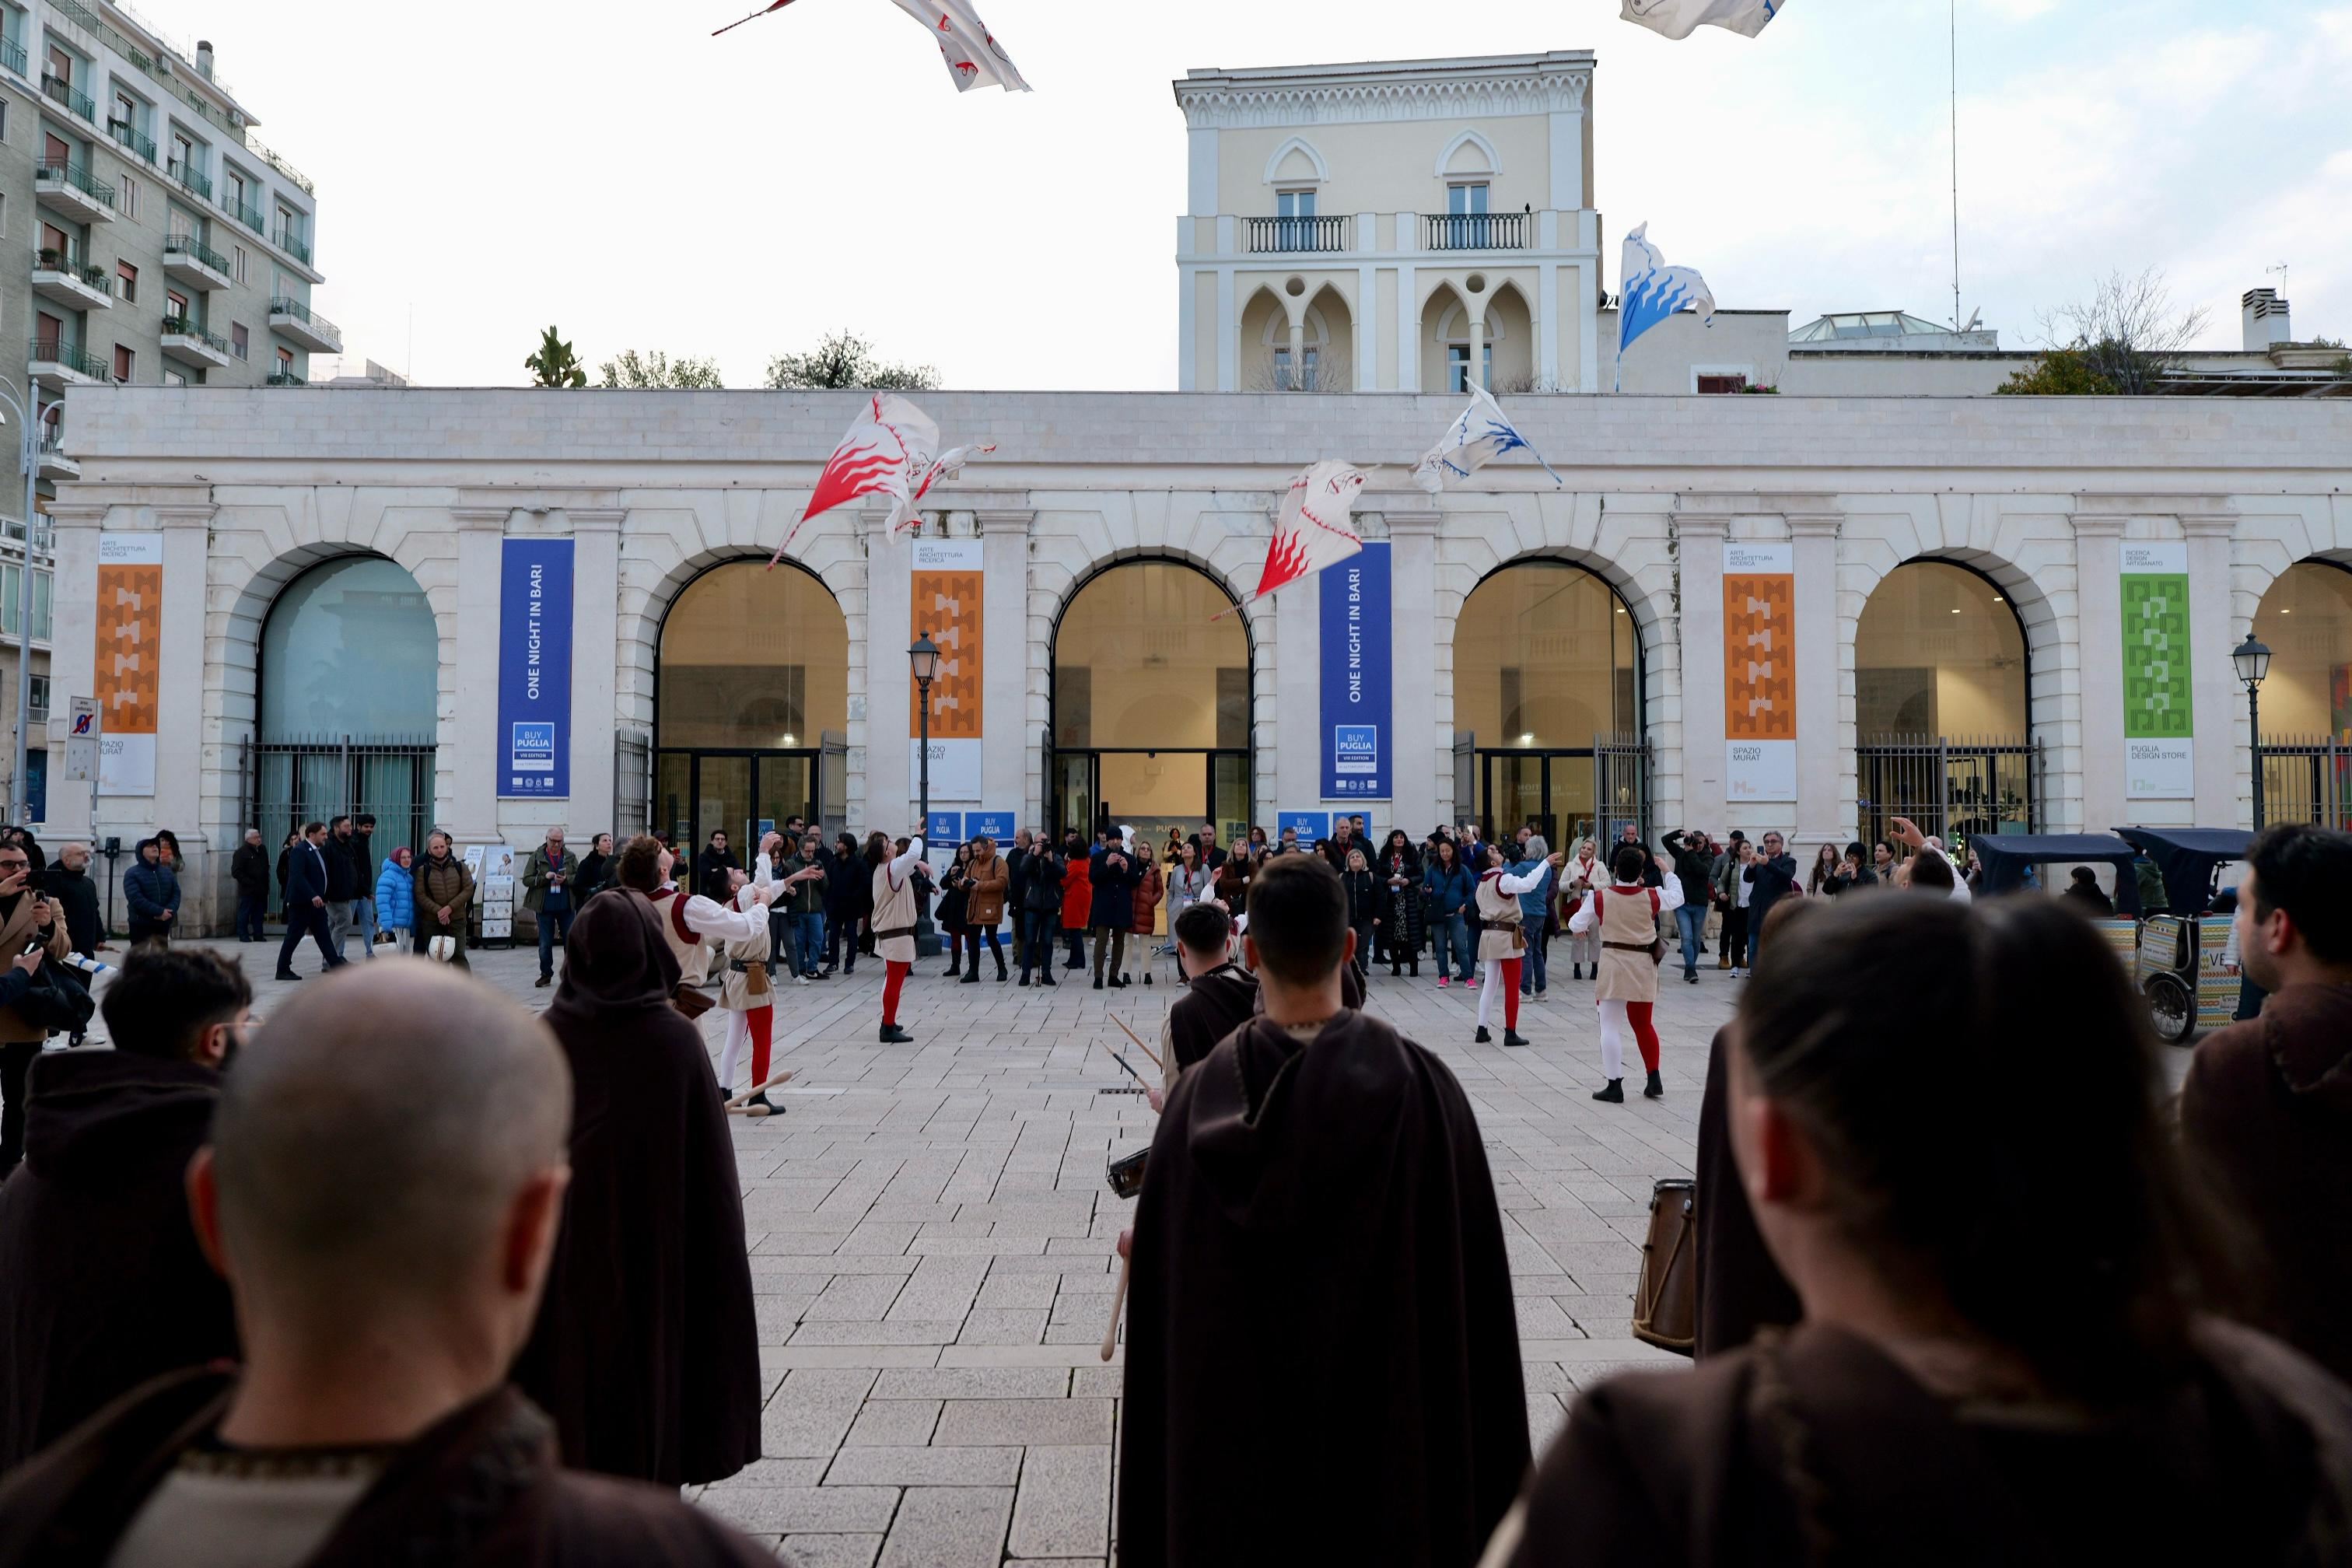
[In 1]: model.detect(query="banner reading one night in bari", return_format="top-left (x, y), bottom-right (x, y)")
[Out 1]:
top-left (96, 533), bottom-right (163, 796)
top-left (910, 538), bottom-right (982, 801)
top-left (2121, 541), bottom-right (2194, 798)
top-left (1724, 541), bottom-right (1796, 802)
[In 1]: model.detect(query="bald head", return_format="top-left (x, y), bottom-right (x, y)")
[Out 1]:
top-left (208, 959), bottom-right (570, 1327)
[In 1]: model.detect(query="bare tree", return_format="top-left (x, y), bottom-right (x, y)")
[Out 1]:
top-left (1244, 348), bottom-right (1353, 393)
top-left (763, 331), bottom-right (939, 391)
top-left (598, 349), bottom-right (723, 389)
top-left (2032, 268), bottom-right (2210, 395)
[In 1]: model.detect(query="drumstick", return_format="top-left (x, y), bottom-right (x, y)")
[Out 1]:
top-left (1109, 1012), bottom-right (1163, 1069)
top-left (1098, 1038), bottom-right (1146, 1086)
top-left (1100, 1252), bottom-right (1131, 1362)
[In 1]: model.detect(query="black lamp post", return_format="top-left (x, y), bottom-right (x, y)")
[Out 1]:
top-left (2234, 632), bottom-right (2272, 831)
top-left (909, 632), bottom-right (943, 957)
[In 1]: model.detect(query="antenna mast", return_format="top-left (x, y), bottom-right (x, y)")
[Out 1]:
top-left (1949, 0), bottom-right (1962, 331)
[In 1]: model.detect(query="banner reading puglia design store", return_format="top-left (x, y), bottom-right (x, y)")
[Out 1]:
top-left (497, 537), bottom-right (574, 799)
top-left (911, 537), bottom-right (982, 800)
top-left (1321, 541), bottom-right (1391, 801)
top-left (95, 532), bottom-right (163, 796)
top-left (2121, 541), bottom-right (2194, 799)
top-left (1724, 541), bottom-right (1796, 801)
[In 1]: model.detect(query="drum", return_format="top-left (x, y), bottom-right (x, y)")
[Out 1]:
top-left (1631, 1178), bottom-right (1696, 1355)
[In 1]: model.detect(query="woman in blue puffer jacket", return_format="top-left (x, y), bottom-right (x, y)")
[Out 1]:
top-left (373, 845), bottom-right (416, 950)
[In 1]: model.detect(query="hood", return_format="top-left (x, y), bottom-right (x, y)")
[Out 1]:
top-left (22, 1052), bottom-right (218, 1183)
top-left (1179, 1012), bottom-right (1421, 1237)
top-left (2258, 982), bottom-right (2352, 1104)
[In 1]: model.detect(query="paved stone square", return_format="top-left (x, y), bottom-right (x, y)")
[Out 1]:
top-left (151, 928), bottom-right (2186, 1565)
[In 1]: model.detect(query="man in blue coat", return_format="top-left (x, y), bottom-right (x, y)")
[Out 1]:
top-left (1088, 829), bottom-right (1139, 990)
top-left (273, 822), bottom-right (346, 982)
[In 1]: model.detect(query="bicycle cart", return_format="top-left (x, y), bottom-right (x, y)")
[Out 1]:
top-left (2113, 828), bottom-right (2253, 1045)
top-left (1969, 829), bottom-right (2145, 973)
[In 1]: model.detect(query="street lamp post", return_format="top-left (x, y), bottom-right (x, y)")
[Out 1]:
top-left (0, 376), bottom-right (43, 828)
top-left (909, 631), bottom-right (942, 957)
top-left (2234, 632), bottom-right (2272, 831)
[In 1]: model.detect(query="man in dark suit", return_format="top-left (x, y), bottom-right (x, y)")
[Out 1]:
top-left (273, 821), bottom-right (345, 982)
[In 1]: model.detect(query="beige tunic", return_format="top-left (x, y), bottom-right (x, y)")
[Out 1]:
top-left (871, 838), bottom-right (924, 965)
top-left (648, 887), bottom-right (709, 988)
top-left (718, 889), bottom-right (775, 1012)
top-left (1474, 868), bottom-right (1538, 964)
top-left (1591, 884), bottom-right (1662, 1003)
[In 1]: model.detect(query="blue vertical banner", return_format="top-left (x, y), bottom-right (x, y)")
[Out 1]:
top-left (496, 537), bottom-right (574, 800)
top-left (1319, 541), bottom-right (1391, 800)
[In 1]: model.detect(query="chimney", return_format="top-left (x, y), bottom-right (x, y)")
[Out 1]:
top-left (2242, 287), bottom-right (2291, 352)
top-left (195, 40), bottom-right (214, 80)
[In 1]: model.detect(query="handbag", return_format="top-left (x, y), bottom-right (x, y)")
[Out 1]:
top-left (671, 985), bottom-right (716, 1020)
top-left (14, 954), bottom-right (94, 1036)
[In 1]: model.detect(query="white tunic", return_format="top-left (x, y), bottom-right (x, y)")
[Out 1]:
top-left (649, 883), bottom-right (769, 988)
top-left (871, 838), bottom-right (925, 964)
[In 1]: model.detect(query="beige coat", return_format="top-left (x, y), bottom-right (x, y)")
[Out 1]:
top-left (0, 893), bottom-right (72, 1043)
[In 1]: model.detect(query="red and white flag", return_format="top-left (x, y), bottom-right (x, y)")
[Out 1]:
top-left (772, 394), bottom-right (940, 566)
top-left (890, 0), bottom-right (1031, 93)
top-left (1241, 461), bottom-right (1369, 608)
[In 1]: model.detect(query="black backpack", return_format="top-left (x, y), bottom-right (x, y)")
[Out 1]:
top-left (14, 953), bottom-right (94, 1036)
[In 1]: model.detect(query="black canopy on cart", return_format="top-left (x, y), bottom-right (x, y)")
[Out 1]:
top-left (2113, 828), bottom-right (2254, 919)
top-left (1969, 834), bottom-right (2142, 915)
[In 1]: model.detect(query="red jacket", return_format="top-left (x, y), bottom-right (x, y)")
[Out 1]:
top-left (1061, 856), bottom-right (1092, 930)
top-left (1130, 859), bottom-right (1164, 935)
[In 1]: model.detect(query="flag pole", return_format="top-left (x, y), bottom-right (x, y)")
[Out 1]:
top-left (712, 0), bottom-right (790, 37)
top-left (1949, 0), bottom-right (1962, 331)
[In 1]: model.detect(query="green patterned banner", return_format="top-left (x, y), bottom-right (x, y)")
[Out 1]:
top-left (2120, 541), bottom-right (2193, 799)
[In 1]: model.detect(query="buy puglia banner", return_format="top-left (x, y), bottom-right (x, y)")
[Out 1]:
top-left (2121, 541), bottom-right (2193, 799)
top-left (1724, 541), bottom-right (1795, 801)
top-left (95, 533), bottom-right (163, 796)
top-left (910, 537), bottom-right (982, 800)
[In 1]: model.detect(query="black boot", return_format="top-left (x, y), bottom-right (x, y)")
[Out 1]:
top-left (1592, 1078), bottom-right (1625, 1103)
top-left (1643, 1069), bottom-right (1665, 1099)
top-left (943, 959), bottom-right (961, 978)
top-left (1503, 1029), bottom-right (1530, 1048)
top-left (961, 968), bottom-right (979, 984)
top-left (1474, 1025), bottom-right (1492, 1043)
top-left (1572, 962), bottom-right (1584, 980)
top-left (880, 1023), bottom-right (913, 1043)
top-left (996, 955), bottom-right (1009, 982)
top-left (743, 1091), bottom-right (780, 1118)
top-left (1018, 971), bottom-right (1031, 986)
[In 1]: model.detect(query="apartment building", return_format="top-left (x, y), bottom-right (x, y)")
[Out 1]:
top-left (0, 0), bottom-right (329, 815)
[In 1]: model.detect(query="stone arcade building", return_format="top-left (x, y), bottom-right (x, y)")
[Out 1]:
top-left (40, 386), bottom-right (2352, 929)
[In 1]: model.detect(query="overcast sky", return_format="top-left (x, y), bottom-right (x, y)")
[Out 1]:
top-left (184, 0), bottom-right (2350, 388)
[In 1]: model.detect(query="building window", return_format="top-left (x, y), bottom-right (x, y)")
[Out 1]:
top-left (231, 322), bottom-right (248, 359)
top-left (1274, 187), bottom-right (1315, 252)
top-left (0, 565), bottom-right (53, 642)
top-left (162, 369), bottom-right (186, 387)
top-left (1447, 183), bottom-right (1489, 216)
top-left (275, 346), bottom-right (293, 373)
top-left (233, 243), bottom-right (247, 283)
top-left (1447, 341), bottom-right (1493, 394)
top-left (117, 173), bottom-right (138, 219)
top-left (165, 289), bottom-right (187, 325)
top-left (113, 345), bottom-right (132, 381)
top-left (26, 675), bottom-right (47, 723)
top-left (0, 100), bottom-right (9, 142)
top-left (1696, 373), bottom-right (1748, 394)
top-left (116, 260), bottom-right (135, 301)
top-left (1272, 344), bottom-right (1320, 390)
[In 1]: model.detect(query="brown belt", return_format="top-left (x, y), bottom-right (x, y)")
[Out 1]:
top-left (871, 924), bottom-right (917, 942)
top-left (1603, 940), bottom-right (1654, 952)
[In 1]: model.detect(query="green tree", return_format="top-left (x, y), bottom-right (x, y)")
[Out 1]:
top-left (597, 348), bottom-right (724, 389)
top-left (524, 326), bottom-right (588, 388)
top-left (1994, 346), bottom-right (2117, 396)
top-left (763, 331), bottom-right (939, 391)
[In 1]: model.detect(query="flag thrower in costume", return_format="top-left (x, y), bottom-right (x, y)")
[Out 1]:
top-left (1226, 461), bottom-right (1370, 614)
top-left (1412, 386), bottom-right (1565, 495)
top-left (714, 0), bottom-right (1031, 94)
top-left (1621, 0), bottom-right (1787, 40)
top-left (768, 394), bottom-right (994, 565)
top-left (1615, 222), bottom-right (1717, 392)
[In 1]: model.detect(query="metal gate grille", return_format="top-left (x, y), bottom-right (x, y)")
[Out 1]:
top-left (242, 737), bottom-right (437, 867)
top-left (612, 731), bottom-right (652, 839)
top-left (2257, 734), bottom-right (2348, 830)
top-left (1594, 732), bottom-right (1651, 841)
top-left (1856, 733), bottom-right (2039, 849)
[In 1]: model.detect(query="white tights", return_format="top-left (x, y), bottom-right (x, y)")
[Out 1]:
top-left (1598, 997), bottom-right (1628, 1080)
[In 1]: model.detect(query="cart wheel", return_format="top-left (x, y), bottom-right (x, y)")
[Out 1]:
top-left (2143, 972), bottom-right (2196, 1045)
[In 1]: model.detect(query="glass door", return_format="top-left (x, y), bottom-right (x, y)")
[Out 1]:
top-left (696, 756), bottom-right (751, 861)
top-left (1486, 754), bottom-right (1545, 842)
top-left (1052, 751), bottom-right (1096, 843)
top-left (755, 754), bottom-right (812, 841)
top-left (1211, 752), bottom-right (1250, 847)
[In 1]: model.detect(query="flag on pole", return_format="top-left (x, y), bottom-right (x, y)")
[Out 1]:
top-left (770, 394), bottom-right (942, 566)
top-left (891, 441), bottom-right (998, 535)
top-left (1239, 461), bottom-right (1370, 609)
top-left (712, 0), bottom-right (796, 36)
top-left (1412, 386), bottom-right (1566, 495)
top-left (1621, 0), bottom-right (1786, 40)
top-left (1616, 222), bottom-right (1717, 391)
top-left (891, 0), bottom-right (1031, 93)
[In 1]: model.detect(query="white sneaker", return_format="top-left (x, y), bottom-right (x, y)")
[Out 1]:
top-left (1731, 967), bottom-right (1746, 978)
top-left (796, 975), bottom-right (811, 985)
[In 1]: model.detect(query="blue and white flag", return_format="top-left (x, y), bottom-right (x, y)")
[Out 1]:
top-left (1413, 386), bottom-right (1566, 495)
top-left (1622, 0), bottom-right (1786, 40)
top-left (1617, 222), bottom-right (1717, 390)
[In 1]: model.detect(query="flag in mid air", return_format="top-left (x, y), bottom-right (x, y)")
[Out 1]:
top-left (1616, 222), bottom-right (1717, 390)
top-left (715, 0), bottom-right (1030, 94)
top-left (772, 394), bottom-right (947, 565)
top-left (1242, 461), bottom-right (1370, 607)
top-left (1413, 386), bottom-right (1566, 495)
top-left (1621, 0), bottom-right (1787, 40)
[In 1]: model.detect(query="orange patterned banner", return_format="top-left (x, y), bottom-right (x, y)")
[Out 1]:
top-left (1723, 541), bottom-right (1795, 801)
top-left (909, 538), bottom-right (983, 802)
top-left (95, 532), bottom-right (163, 796)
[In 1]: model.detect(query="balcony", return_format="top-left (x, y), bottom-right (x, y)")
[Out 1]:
top-left (30, 338), bottom-right (111, 390)
top-left (40, 72), bottom-right (93, 122)
top-left (30, 247), bottom-right (114, 311)
top-left (160, 315), bottom-right (236, 370)
top-left (268, 297), bottom-right (340, 352)
top-left (227, 196), bottom-right (264, 235)
top-left (162, 232), bottom-right (232, 290)
top-left (33, 162), bottom-right (116, 223)
top-left (0, 36), bottom-right (25, 79)
top-left (107, 117), bottom-right (156, 164)
top-left (167, 158), bottom-right (212, 202)
top-left (265, 369), bottom-right (306, 387)
top-left (273, 226), bottom-right (313, 267)
top-left (1244, 215), bottom-right (1353, 254)
top-left (35, 433), bottom-right (78, 481)
top-left (1423, 212), bottom-right (1528, 251)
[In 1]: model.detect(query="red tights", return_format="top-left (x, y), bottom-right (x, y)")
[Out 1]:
top-left (1627, 1000), bottom-right (1659, 1073)
top-left (883, 959), bottom-right (910, 1024)
top-left (1503, 958), bottom-right (1521, 1029)
top-left (747, 1005), bottom-right (772, 1086)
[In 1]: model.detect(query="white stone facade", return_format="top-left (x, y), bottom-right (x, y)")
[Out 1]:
top-left (41, 384), bottom-right (2352, 929)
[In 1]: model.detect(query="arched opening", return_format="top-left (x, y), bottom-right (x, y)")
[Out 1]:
top-left (254, 553), bottom-right (439, 860)
top-left (1454, 561), bottom-right (1643, 844)
top-left (1419, 282), bottom-right (1472, 394)
top-left (2250, 559), bottom-right (2352, 827)
top-left (1483, 282), bottom-right (1535, 392)
top-left (1048, 560), bottom-right (1251, 852)
top-left (1853, 559), bottom-right (2033, 846)
top-left (654, 559), bottom-right (849, 850)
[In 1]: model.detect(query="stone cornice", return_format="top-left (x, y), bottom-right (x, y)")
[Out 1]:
top-left (2069, 513), bottom-right (2128, 538)
top-left (1671, 492), bottom-right (1838, 523)
top-left (1175, 54), bottom-right (1591, 129)
top-left (450, 506), bottom-right (511, 530)
top-left (564, 507), bottom-right (625, 532)
top-left (2177, 513), bottom-right (2241, 538)
top-left (153, 503), bottom-right (216, 529)
top-left (1361, 494), bottom-right (1440, 531)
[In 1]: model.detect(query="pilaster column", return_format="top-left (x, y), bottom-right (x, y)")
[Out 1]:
top-left (1788, 510), bottom-right (1843, 841)
top-left (2070, 513), bottom-right (2127, 834)
top-left (974, 499), bottom-right (1034, 824)
top-left (448, 506), bottom-right (510, 841)
top-left (2179, 513), bottom-right (2242, 825)
top-left (44, 501), bottom-right (103, 841)
top-left (565, 507), bottom-right (624, 836)
top-left (1272, 533), bottom-right (1321, 816)
top-left (1377, 502), bottom-right (1440, 831)
top-left (1672, 508), bottom-right (1729, 835)
top-left (152, 502), bottom-right (214, 850)
top-left (861, 508), bottom-right (912, 828)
